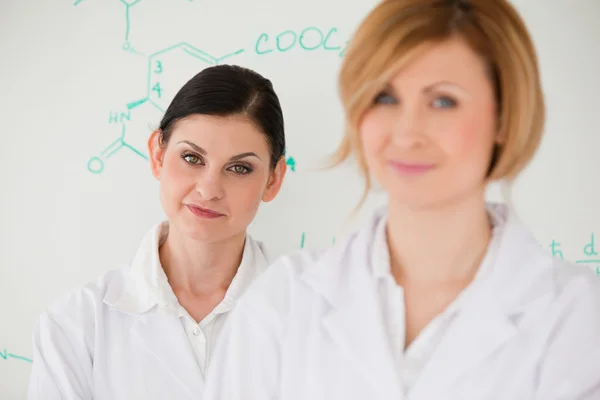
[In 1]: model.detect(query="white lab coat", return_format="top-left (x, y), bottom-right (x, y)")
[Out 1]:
top-left (27, 223), bottom-right (271, 400)
top-left (204, 203), bottom-right (600, 400)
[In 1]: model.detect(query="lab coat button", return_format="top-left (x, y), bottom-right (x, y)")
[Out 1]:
top-left (193, 328), bottom-right (200, 336)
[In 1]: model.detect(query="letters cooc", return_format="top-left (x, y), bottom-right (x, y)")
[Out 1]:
top-left (255, 26), bottom-right (347, 57)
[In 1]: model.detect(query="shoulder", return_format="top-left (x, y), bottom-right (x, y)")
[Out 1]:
top-left (520, 242), bottom-right (599, 322)
top-left (549, 256), bottom-right (600, 314)
top-left (523, 234), bottom-right (600, 308)
top-left (490, 203), bottom-right (600, 314)
top-left (40, 222), bottom-right (167, 321)
top-left (520, 243), bottom-right (600, 335)
top-left (243, 247), bottom-right (327, 298)
top-left (30, 267), bottom-right (128, 359)
top-left (235, 226), bottom-right (369, 314)
top-left (531, 257), bottom-right (600, 395)
top-left (38, 267), bottom-right (127, 329)
top-left (231, 246), bottom-right (330, 322)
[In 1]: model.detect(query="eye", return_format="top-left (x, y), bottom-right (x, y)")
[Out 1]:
top-left (182, 153), bottom-right (202, 165)
top-left (432, 96), bottom-right (457, 109)
top-left (374, 91), bottom-right (398, 105)
top-left (228, 164), bottom-right (252, 175)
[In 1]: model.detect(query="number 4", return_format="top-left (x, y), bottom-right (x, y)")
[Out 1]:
top-left (152, 82), bottom-right (162, 98)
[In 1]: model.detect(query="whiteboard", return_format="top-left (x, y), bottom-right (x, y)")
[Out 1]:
top-left (1, 0), bottom-right (599, 397)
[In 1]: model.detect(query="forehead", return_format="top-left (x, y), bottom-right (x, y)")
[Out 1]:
top-left (388, 36), bottom-right (490, 89)
top-left (170, 114), bottom-right (270, 154)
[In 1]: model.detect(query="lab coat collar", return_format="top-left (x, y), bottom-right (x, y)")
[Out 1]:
top-left (409, 203), bottom-right (556, 399)
top-left (100, 222), bottom-right (271, 396)
top-left (300, 206), bottom-right (403, 397)
top-left (103, 221), bottom-right (271, 315)
top-left (102, 222), bottom-right (168, 314)
top-left (370, 202), bottom-right (505, 319)
top-left (301, 202), bottom-right (556, 398)
top-left (302, 202), bottom-right (553, 319)
top-left (212, 232), bottom-right (272, 314)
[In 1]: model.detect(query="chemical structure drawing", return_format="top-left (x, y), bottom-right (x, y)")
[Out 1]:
top-left (0, 348), bottom-right (32, 364)
top-left (74, 0), bottom-right (193, 56)
top-left (74, 0), bottom-right (144, 56)
top-left (87, 123), bottom-right (148, 174)
top-left (87, 44), bottom-right (241, 174)
top-left (134, 43), bottom-right (245, 114)
top-left (77, 3), bottom-right (345, 174)
top-left (74, 1), bottom-right (346, 59)
top-left (254, 27), bottom-right (348, 58)
top-left (87, 42), bottom-right (297, 174)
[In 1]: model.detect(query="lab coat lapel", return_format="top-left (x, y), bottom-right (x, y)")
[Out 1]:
top-left (409, 207), bottom-right (554, 399)
top-left (305, 214), bottom-right (403, 399)
top-left (408, 291), bottom-right (518, 399)
top-left (130, 312), bottom-right (204, 399)
top-left (103, 223), bottom-right (205, 398)
top-left (321, 267), bottom-right (402, 398)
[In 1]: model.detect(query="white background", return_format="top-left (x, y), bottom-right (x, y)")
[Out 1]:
top-left (0, 0), bottom-right (599, 398)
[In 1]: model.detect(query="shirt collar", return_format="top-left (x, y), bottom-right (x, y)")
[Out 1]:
top-left (212, 234), bottom-right (270, 314)
top-left (104, 221), bottom-right (271, 315)
top-left (301, 201), bottom-right (555, 320)
top-left (370, 203), bottom-right (507, 313)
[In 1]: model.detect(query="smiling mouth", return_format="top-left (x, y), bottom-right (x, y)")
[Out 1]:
top-left (186, 204), bottom-right (225, 219)
top-left (389, 161), bottom-right (435, 175)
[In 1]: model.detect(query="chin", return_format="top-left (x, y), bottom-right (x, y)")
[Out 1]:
top-left (174, 216), bottom-right (231, 243)
top-left (388, 187), bottom-right (482, 212)
top-left (390, 197), bottom-right (443, 211)
top-left (186, 228), bottom-right (221, 242)
top-left (385, 185), bottom-right (446, 209)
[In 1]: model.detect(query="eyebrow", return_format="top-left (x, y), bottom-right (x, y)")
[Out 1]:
top-left (177, 140), bottom-right (262, 161)
top-left (384, 80), bottom-right (471, 96)
top-left (423, 80), bottom-right (470, 96)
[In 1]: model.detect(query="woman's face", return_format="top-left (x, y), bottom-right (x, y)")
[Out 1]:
top-left (359, 36), bottom-right (499, 210)
top-left (149, 114), bottom-right (285, 242)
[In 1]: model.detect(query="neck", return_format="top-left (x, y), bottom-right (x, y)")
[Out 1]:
top-left (159, 225), bottom-right (246, 295)
top-left (386, 193), bottom-right (492, 283)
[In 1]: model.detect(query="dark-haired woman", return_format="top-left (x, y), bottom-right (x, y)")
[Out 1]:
top-left (27, 64), bottom-right (287, 400)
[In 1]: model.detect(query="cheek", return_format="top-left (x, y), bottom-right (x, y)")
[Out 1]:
top-left (226, 176), bottom-right (266, 211)
top-left (160, 155), bottom-right (194, 198)
top-left (440, 111), bottom-right (495, 166)
top-left (359, 110), bottom-right (390, 165)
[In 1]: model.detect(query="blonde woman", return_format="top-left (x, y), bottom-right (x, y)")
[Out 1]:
top-left (203, 1), bottom-right (600, 399)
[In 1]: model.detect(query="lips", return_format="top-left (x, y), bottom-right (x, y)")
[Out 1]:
top-left (186, 204), bottom-right (225, 219)
top-left (389, 161), bottom-right (435, 175)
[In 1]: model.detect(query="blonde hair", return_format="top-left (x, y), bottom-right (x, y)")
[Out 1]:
top-left (332, 0), bottom-right (545, 209)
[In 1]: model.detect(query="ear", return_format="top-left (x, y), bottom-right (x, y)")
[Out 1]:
top-left (262, 156), bottom-right (287, 202)
top-left (148, 130), bottom-right (166, 180)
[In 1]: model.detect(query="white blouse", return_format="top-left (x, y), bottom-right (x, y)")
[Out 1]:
top-left (371, 213), bottom-right (503, 395)
top-left (142, 222), bottom-right (267, 375)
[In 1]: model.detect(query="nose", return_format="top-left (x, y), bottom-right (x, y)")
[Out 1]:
top-left (194, 167), bottom-right (225, 200)
top-left (392, 104), bottom-right (427, 147)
